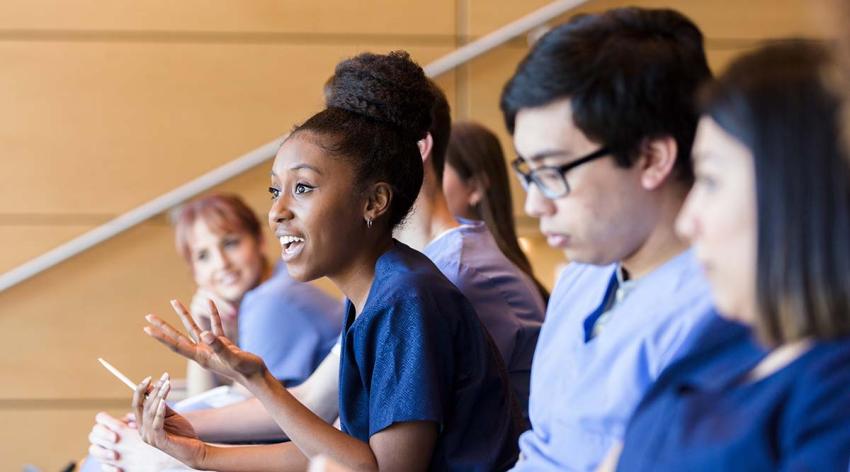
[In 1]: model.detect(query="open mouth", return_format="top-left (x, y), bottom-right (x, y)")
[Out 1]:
top-left (279, 235), bottom-right (305, 257)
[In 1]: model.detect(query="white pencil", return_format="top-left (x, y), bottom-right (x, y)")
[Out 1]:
top-left (97, 357), bottom-right (137, 391)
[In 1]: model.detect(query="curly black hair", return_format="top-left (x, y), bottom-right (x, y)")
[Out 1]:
top-left (294, 51), bottom-right (434, 228)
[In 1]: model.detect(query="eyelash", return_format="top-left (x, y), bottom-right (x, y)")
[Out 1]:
top-left (268, 183), bottom-right (315, 200)
top-left (294, 183), bottom-right (315, 195)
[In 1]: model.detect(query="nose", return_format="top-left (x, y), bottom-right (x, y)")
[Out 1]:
top-left (210, 246), bottom-right (231, 270)
top-left (268, 191), bottom-right (294, 229)
top-left (524, 183), bottom-right (556, 219)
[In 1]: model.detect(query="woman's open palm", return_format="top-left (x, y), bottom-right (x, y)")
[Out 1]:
top-left (144, 299), bottom-right (266, 383)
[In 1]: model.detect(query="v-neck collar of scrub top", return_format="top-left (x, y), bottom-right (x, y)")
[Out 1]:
top-left (578, 249), bottom-right (699, 345)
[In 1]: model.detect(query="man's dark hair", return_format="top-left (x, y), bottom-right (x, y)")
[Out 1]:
top-left (500, 7), bottom-right (711, 182)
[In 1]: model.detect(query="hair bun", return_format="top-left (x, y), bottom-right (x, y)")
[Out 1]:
top-left (327, 51), bottom-right (434, 140)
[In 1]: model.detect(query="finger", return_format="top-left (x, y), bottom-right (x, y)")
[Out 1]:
top-left (144, 318), bottom-right (202, 361)
top-left (95, 411), bottom-right (127, 432)
top-left (120, 411), bottom-right (137, 429)
top-left (208, 299), bottom-right (226, 337)
top-left (88, 443), bottom-right (118, 461)
top-left (152, 387), bottom-right (169, 433)
top-left (100, 463), bottom-right (122, 472)
top-left (146, 312), bottom-right (196, 346)
top-left (170, 299), bottom-right (204, 340)
top-left (150, 378), bottom-right (170, 444)
top-left (131, 376), bottom-right (152, 428)
top-left (199, 329), bottom-right (229, 356)
top-left (141, 373), bottom-right (167, 442)
top-left (89, 424), bottom-right (118, 447)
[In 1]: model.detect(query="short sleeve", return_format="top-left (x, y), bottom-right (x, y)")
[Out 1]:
top-left (353, 294), bottom-right (455, 436)
top-left (239, 288), bottom-right (329, 386)
top-left (780, 346), bottom-right (850, 471)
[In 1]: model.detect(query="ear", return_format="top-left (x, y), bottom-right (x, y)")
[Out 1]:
top-left (638, 136), bottom-right (678, 190)
top-left (417, 133), bottom-right (435, 165)
top-left (466, 175), bottom-right (488, 207)
top-left (363, 182), bottom-right (393, 224)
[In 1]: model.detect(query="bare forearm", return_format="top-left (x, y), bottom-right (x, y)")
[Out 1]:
top-left (187, 352), bottom-right (341, 442)
top-left (194, 441), bottom-right (309, 471)
top-left (247, 370), bottom-right (378, 471)
top-left (186, 396), bottom-right (284, 442)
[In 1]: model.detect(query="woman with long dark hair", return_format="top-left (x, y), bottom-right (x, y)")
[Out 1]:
top-left (443, 121), bottom-right (549, 302)
top-left (610, 40), bottom-right (850, 471)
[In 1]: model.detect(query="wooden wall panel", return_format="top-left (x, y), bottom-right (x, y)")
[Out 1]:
top-left (0, 42), bottom-right (455, 215)
top-left (467, 0), bottom-right (832, 39)
top-left (0, 225), bottom-right (94, 273)
top-left (0, 407), bottom-right (128, 472)
top-left (0, 0), bottom-right (455, 36)
top-left (0, 222), bottom-right (196, 400)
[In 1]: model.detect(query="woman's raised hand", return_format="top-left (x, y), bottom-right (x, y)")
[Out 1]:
top-left (132, 373), bottom-right (206, 468)
top-left (144, 298), bottom-right (266, 384)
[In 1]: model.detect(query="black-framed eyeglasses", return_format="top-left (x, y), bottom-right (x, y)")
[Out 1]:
top-left (511, 147), bottom-right (611, 199)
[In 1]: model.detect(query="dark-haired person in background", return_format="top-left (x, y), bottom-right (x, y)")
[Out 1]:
top-left (128, 51), bottom-right (520, 471)
top-left (501, 8), bottom-right (715, 471)
top-left (394, 86), bottom-right (545, 422)
top-left (443, 121), bottom-right (549, 304)
top-left (611, 40), bottom-right (850, 472)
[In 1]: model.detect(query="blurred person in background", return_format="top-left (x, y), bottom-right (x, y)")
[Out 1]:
top-left (610, 40), bottom-right (850, 472)
top-left (85, 193), bottom-right (342, 471)
top-left (443, 121), bottom-right (549, 303)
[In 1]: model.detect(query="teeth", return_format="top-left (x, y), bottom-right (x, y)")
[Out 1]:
top-left (279, 235), bottom-right (305, 246)
top-left (220, 273), bottom-right (238, 285)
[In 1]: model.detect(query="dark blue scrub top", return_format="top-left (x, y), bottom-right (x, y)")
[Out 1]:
top-left (338, 241), bottom-right (521, 471)
top-left (618, 314), bottom-right (850, 471)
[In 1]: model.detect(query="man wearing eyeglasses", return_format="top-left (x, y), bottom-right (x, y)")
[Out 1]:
top-left (501, 7), bottom-right (717, 472)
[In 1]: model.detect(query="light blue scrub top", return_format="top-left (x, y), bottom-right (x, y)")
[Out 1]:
top-left (239, 262), bottom-right (343, 386)
top-left (513, 249), bottom-right (715, 472)
top-left (423, 219), bottom-right (546, 420)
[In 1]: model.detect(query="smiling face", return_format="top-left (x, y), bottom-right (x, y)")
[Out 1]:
top-left (187, 218), bottom-right (265, 303)
top-left (512, 98), bottom-right (655, 265)
top-left (676, 117), bottom-right (758, 324)
top-left (268, 133), bottom-right (369, 283)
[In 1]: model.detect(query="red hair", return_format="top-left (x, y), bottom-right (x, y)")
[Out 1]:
top-left (173, 194), bottom-right (263, 265)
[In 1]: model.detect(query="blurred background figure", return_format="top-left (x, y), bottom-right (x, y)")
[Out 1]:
top-left (612, 40), bottom-right (850, 471)
top-left (84, 194), bottom-right (342, 471)
top-left (172, 193), bottom-right (342, 395)
top-left (443, 121), bottom-right (549, 302)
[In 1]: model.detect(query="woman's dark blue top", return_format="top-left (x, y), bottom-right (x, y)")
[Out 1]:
top-left (618, 314), bottom-right (850, 471)
top-left (338, 241), bottom-right (521, 471)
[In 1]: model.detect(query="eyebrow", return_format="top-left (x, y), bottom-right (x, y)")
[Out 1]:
top-left (269, 163), bottom-right (323, 177)
top-left (519, 149), bottom-right (574, 163)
